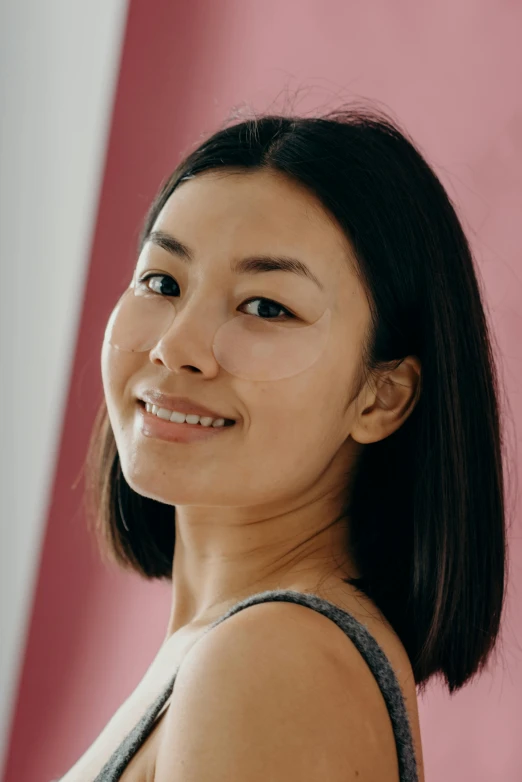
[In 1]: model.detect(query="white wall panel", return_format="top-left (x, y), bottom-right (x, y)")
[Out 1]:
top-left (0, 1), bottom-right (128, 772)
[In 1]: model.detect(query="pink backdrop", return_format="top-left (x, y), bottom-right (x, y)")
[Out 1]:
top-left (4, 1), bottom-right (522, 780)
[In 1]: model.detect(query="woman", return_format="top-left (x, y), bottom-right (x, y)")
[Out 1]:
top-left (61, 105), bottom-right (508, 781)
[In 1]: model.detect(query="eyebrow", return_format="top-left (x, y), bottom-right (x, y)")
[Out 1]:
top-left (146, 230), bottom-right (325, 292)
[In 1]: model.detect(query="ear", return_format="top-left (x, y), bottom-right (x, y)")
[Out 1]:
top-left (350, 355), bottom-right (422, 445)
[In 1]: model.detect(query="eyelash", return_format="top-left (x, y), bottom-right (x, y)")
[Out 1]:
top-left (137, 273), bottom-right (297, 321)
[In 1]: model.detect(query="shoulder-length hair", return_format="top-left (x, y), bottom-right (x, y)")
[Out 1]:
top-left (85, 103), bottom-right (511, 696)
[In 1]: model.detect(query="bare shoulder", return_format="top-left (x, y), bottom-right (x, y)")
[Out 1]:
top-left (154, 601), bottom-right (403, 782)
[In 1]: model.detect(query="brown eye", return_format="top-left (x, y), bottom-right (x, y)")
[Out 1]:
top-left (139, 273), bottom-right (179, 297)
top-left (240, 298), bottom-right (295, 321)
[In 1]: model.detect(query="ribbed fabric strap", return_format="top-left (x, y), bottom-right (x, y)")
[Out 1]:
top-left (92, 588), bottom-right (418, 781)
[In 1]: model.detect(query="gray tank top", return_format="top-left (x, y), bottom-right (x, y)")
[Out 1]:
top-left (91, 589), bottom-right (419, 781)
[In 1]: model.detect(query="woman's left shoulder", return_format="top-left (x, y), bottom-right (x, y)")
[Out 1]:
top-left (154, 597), bottom-right (406, 781)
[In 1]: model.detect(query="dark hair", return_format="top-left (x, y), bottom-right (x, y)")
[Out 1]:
top-left (85, 102), bottom-right (512, 696)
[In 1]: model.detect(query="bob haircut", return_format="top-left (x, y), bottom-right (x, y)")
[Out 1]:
top-left (85, 103), bottom-right (511, 696)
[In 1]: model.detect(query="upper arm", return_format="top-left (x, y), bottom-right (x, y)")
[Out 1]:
top-left (153, 602), bottom-right (399, 781)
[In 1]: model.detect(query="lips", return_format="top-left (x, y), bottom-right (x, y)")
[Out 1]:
top-left (138, 390), bottom-right (235, 422)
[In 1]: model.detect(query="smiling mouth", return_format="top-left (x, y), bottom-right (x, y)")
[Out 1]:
top-left (137, 400), bottom-right (236, 427)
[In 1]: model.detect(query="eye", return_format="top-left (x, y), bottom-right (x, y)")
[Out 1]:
top-left (137, 274), bottom-right (296, 321)
top-left (240, 297), bottom-right (296, 321)
top-left (137, 273), bottom-right (179, 297)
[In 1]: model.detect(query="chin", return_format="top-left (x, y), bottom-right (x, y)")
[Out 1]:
top-left (120, 461), bottom-right (198, 506)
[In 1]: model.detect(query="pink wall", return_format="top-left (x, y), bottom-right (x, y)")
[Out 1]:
top-left (4, 1), bottom-right (522, 780)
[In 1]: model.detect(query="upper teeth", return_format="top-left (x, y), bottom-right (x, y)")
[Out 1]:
top-left (145, 403), bottom-right (226, 427)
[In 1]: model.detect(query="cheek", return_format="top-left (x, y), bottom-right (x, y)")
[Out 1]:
top-left (100, 342), bottom-right (140, 424)
top-left (237, 386), bottom-right (342, 501)
top-left (245, 367), bottom-right (344, 448)
top-left (246, 344), bottom-right (353, 462)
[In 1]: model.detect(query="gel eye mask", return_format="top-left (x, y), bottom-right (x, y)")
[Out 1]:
top-left (104, 275), bottom-right (335, 382)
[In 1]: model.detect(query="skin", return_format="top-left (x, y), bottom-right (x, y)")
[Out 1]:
top-left (101, 167), bottom-right (421, 644)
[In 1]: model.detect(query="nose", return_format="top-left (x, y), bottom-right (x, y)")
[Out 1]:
top-left (148, 292), bottom-right (224, 377)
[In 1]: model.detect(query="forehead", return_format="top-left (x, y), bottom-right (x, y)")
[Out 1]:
top-left (151, 169), bottom-right (355, 281)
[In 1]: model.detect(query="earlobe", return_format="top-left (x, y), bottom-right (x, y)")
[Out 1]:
top-left (349, 356), bottom-right (421, 445)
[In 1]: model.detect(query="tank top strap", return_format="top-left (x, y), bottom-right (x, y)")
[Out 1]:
top-left (92, 676), bottom-right (175, 781)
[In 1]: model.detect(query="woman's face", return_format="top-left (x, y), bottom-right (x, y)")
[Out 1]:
top-left (101, 168), bottom-right (371, 510)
